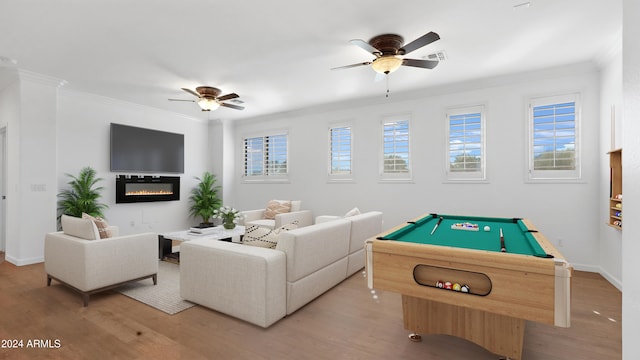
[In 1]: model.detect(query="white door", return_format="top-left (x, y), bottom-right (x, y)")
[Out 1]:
top-left (0, 127), bottom-right (6, 253)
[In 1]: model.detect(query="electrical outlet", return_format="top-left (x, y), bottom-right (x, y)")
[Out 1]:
top-left (557, 238), bottom-right (564, 247)
top-left (130, 221), bottom-right (135, 227)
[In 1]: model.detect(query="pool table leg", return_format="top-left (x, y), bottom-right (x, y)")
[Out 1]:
top-left (402, 295), bottom-right (524, 359)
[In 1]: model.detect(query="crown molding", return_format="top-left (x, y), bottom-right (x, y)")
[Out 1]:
top-left (59, 87), bottom-right (204, 123)
top-left (17, 69), bottom-right (67, 88)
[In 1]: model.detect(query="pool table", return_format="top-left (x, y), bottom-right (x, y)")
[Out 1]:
top-left (365, 213), bottom-right (572, 360)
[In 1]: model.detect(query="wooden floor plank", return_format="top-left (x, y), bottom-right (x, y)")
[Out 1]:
top-left (0, 262), bottom-right (621, 359)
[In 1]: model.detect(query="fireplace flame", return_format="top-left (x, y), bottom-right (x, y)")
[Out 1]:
top-left (125, 190), bottom-right (174, 196)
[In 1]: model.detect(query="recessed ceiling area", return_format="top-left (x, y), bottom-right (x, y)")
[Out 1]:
top-left (0, 0), bottom-right (621, 121)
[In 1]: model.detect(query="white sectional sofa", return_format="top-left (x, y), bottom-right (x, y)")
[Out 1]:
top-left (180, 211), bottom-right (383, 328)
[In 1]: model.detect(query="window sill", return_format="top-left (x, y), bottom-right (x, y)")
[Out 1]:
top-left (242, 178), bottom-right (290, 184)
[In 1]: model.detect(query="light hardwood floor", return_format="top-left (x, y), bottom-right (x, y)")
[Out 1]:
top-left (0, 261), bottom-right (621, 359)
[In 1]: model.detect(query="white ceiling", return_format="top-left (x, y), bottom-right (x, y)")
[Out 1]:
top-left (0, 0), bottom-right (622, 121)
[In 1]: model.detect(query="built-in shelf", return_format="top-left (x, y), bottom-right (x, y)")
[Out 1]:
top-left (608, 149), bottom-right (622, 230)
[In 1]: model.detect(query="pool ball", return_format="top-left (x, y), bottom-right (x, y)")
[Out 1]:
top-left (435, 280), bottom-right (444, 288)
top-left (461, 285), bottom-right (470, 293)
top-left (484, 226), bottom-right (490, 232)
top-left (453, 283), bottom-right (461, 291)
top-left (444, 281), bottom-right (452, 290)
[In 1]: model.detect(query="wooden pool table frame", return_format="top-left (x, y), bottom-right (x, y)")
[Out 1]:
top-left (365, 214), bottom-right (572, 359)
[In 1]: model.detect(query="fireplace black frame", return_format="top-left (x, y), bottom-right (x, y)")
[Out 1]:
top-left (115, 175), bottom-right (180, 203)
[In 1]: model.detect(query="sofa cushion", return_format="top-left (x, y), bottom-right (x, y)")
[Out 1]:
top-left (82, 213), bottom-right (113, 239)
top-left (244, 221), bottom-right (298, 249)
top-left (290, 200), bottom-right (302, 212)
top-left (264, 200), bottom-right (291, 220)
top-left (247, 219), bottom-right (276, 228)
top-left (277, 219), bottom-right (351, 282)
top-left (61, 214), bottom-right (100, 240)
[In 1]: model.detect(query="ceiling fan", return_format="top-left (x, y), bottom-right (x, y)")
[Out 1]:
top-left (332, 31), bottom-right (441, 75)
top-left (169, 86), bottom-right (245, 111)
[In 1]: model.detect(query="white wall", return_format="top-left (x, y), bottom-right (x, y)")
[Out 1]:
top-left (230, 63), bottom-right (601, 269)
top-left (622, 0), bottom-right (640, 357)
top-left (599, 40), bottom-right (623, 289)
top-left (0, 75), bottom-right (221, 265)
top-left (16, 72), bottom-right (60, 265)
top-left (0, 71), bottom-right (61, 265)
top-left (208, 118), bottom-right (235, 204)
top-left (56, 89), bottom-right (211, 236)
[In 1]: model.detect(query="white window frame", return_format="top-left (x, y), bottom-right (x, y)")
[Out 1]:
top-left (328, 122), bottom-right (354, 182)
top-left (379, 115), bottom-right (412, 182)
top-left (527, 93), bottom-right (581, 182)
top-left (444, 105), bottom-right (487, 182)
top-left (242, 130), bottom-right (289, 183)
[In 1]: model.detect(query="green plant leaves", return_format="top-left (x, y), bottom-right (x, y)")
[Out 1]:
top-left (188, 172), bottom-right (221, 224)
top-left (57, 166), bottom-right (108, 220)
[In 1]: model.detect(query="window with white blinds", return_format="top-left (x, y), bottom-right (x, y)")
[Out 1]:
top-left (446, 105), bottom-right (485, 181)
top-left (243, 133), bottom-right (288, 180)
top-left (381, 116), bottom-right (411, 180)
top-left (528, 93), bottom-right (580, 181)
top-left (329, 125), bottom-right (352, 179)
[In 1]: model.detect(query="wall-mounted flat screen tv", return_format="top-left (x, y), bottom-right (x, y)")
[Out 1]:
top-left (110, 123), bottom-right (184, 173)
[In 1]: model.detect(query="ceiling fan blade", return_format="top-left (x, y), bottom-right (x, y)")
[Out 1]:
top-left (349, 39), bottom-right (382, 55)
top-left (220, 102), bottom-right (245, 110)
top-left (217, 93), bottom-right (239, 101)
top-left (330, 61), bottom-right (372, 70)
top-left (402, 58), bottom-right (439, 69)
top-left (181, 88), bottom-right (201, 98)
top-left (400, 32), bottom-right (440, 55)
top-left (168, 98), bottom-right (196, 102)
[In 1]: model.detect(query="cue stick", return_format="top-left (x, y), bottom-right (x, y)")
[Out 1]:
top-left (500, 228), bottom-right (506, 252)
top-left (430, 216), bottom-right (443, 235)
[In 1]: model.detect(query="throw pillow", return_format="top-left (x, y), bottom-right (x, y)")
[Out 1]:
top-left (264, 200), bottom-right (291, 220)
top-left (345, 207), bottom-right (361, 217)
top-left (61, 214), bottom-right (100, 240)
top-left (243, 221), bottom-right (299, 249)
top-left (82, 213), bottom-right (113, 239)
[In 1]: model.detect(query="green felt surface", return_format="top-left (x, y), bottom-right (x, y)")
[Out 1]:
top-left (381, 214), bottom-right (547, 257)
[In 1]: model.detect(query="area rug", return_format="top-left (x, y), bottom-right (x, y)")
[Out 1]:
top-left (116, 261), bottom-right (195, 315)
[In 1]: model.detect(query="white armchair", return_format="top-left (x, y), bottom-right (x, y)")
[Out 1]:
top-left (241, 200), bottom-right (313, 229)
top-left (44, 215), bottom-right (158, 306)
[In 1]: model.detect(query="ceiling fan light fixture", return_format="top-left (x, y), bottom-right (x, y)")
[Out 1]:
top-left (197, 97), bottom-right (220, 111)
top-left (371, 56), bottom-right (403, 74)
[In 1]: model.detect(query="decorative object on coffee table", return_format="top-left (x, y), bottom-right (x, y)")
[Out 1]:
top-left (188, 172), bottom-right (221, 228)
top-left (214, 206), bottom-right (242, 229)
top-left (57, 166), bottom-right (108, 229)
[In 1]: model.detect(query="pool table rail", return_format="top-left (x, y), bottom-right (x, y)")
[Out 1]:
top-left (365, 215), bottom-right (571, 328)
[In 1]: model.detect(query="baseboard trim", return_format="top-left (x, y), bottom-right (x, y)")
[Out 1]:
top-left (598, 267), bottom-right (622, 291)
top-left (5, 255), bottom-right (43, 266)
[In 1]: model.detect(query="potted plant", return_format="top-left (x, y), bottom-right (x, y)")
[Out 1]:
top-left (189, 172), bottom-right (222, 228)
top-left (57, 166), bottom-right (108, 225)
top-left (213, 206), bottom-right (243, 229)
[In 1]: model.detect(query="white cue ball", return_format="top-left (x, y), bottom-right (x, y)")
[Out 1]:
top-left (484, 226), bottom-right (490, 232)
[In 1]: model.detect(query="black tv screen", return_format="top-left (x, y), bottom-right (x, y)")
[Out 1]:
top-left (110, 123), bottom-right (184, 173)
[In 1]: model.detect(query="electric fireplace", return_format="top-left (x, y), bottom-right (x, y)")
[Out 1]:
top-left (115, 175), bottom-right (180, 203)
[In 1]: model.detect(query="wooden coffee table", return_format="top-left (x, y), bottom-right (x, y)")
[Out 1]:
top-left (158, 225), bottom-right (245, 261)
